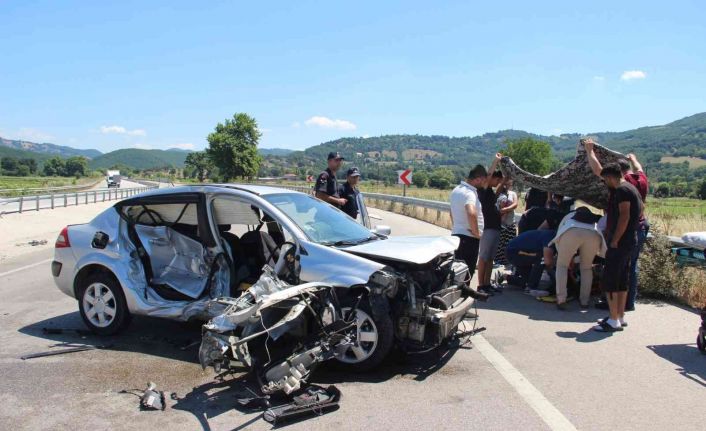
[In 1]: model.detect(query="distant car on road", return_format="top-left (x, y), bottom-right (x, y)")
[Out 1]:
top-left (106, 170), bottom-right (121, 188)
top-left (50, 184), bottom-right (472, 370)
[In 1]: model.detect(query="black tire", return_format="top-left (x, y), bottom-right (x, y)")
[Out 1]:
top-left (77, 272), bottom-right (131, 335)
top-left (334, 297), bottom-right (394, 372)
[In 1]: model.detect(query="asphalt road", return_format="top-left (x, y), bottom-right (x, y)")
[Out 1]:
top-left (0, 207), bottom-right (704, 430)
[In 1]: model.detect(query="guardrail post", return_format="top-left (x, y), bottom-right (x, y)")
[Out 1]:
top-left (51, 193), bottom-right (55, 209)
top-left (75, 192), bottom-right (78, 206)
top-left (19, 196), bottom-right (23, 213)
top-left (94, 191), bottom-right (97, 203)
top-left (36, 194), bottom-right (40, 211)
top-left (102, 191), bottom-right (105, 202)
top-left (64, 193), bottom-right (67, 207)
top-left (85, 192), bottom-right (88, 205)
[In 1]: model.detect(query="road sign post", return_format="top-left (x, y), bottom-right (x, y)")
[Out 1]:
top-left (397, 169), bottom-right (412, 197)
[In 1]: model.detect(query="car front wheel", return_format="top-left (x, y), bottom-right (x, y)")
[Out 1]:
top-left (335, 299), bottom-right (393, 371)
top-left (78, 273), bottom-right (131, 335)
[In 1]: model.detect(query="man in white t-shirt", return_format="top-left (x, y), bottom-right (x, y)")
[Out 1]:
top-left (450, 164), bottom-right (490, 301)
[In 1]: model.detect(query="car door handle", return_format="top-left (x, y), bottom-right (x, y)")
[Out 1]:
top-left (149, 238), bottom-right (169, 246)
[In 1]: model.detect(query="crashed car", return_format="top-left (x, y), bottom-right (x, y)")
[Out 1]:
top-left (52, 184), bottom-right (474, 370)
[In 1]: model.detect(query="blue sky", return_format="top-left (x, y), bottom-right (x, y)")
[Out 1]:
top-left (1, 1), bottom-right (705, 153)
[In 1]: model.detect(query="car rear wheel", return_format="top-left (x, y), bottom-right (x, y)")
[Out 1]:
top-left (78, 273), bottom-right (131, 335)
top-left (334, 299), bottom-right (393, 371)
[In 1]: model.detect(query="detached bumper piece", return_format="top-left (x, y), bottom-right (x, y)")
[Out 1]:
top-left (263, 385), bottom-right (341, 425)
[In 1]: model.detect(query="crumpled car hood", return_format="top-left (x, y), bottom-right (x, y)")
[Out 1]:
top-left (343, 236), bottom-right (459, 265)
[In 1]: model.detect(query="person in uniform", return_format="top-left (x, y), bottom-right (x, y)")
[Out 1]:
top-left (315, 152), bottom-right (347, 208)
top-left (338, 167), bottom-right (361, 219)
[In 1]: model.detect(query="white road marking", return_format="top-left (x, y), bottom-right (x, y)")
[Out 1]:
top-left (473, 334), bottom-right (578, 431)
top-left (0, 258), bottom-right (53, 278)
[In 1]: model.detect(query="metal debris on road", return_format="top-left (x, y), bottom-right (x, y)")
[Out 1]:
top-left (20, 344), bottom-right (108, 360)
top-left (263, 385), bottom-right (342, 425)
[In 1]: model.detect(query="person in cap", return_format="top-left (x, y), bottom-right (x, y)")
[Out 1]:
top-left (338, 167), bottom-right (361, 219)
top-left (315, 152), bottom-right (347, 208)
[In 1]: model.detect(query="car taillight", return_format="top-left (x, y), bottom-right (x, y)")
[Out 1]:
top-left (55, 226), bottom-right (71, 248)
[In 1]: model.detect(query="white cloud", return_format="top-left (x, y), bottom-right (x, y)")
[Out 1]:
top-left (100, 125), bottom-right (147, 136)
top-left (620, 70), bottom-right (647, 81)
top-left (171, 143), bottom-right (195, 150)
top-left (304, 116), bottom-right (357, 130)
top-left (132, 143), bottom-right (153, 150)
top-left (15, 128), bottom-right (55, 142)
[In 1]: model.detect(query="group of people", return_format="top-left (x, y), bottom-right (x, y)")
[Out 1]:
top-left (313, 141), bottom-right (650, 333)
top-left (450, 139), bottom-right (649, 332)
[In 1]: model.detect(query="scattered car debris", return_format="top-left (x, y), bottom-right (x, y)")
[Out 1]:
top-left (140, 382), bottom-right (166, 411)
top-left (20, 343), bottom-right (110, 360)
top-left (263, 385), bottom-right (342, 425)
top-left (28, 239), bottom-right (48, 247)
top-left (199, 267), bottom-right (355, 396)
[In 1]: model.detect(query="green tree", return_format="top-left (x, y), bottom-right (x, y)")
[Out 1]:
top-left (412, 171), bottom-right (429, 188)
top-left (501, 138), bottom-right (557, 176)
top-left (428, 168), bottom-right (454, 189)
top-left (16, 165), bottom-right (31, 176)
top-left (655, 183), bottom-right (670, 198)
top-left (698, 180), bottom-right (706, 200)
top-left (43, 157), bottom-right (66, 176)
top-left (65, 156), bottom-right (88, 177)
top-left (1, 156), bottom-right (19, 175)
top-left (184, 151), bottom-right (212, 182)
top-left (19, 158), bottom-right (38, 174)
top-left (206, 113), bottom-right (262, 181)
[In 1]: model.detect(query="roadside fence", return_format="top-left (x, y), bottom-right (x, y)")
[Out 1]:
top-left (0, 185), bottom-right (157, 215)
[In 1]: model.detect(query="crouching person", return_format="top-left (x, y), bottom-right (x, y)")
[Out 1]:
top-left (550, 207), bottom-right (606, 310)
top-left (505, 229), bottom-right (557, 294)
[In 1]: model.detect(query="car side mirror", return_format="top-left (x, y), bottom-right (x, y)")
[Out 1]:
top-left (92, 231), bottom-right (109, 249)
top-left (373, 225), bottom-right (391, 236)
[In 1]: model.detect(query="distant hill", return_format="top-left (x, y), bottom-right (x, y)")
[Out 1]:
top-left (89, 149), bottom-right (188, 170)
top-left (0, 145), bottom-right (55, 165)
top-left (0, 137), bottom-right (102, 159)
top-left (259, 148), bottom-right (295, 156)
top-left (262, 112), bottom-right (706, 184)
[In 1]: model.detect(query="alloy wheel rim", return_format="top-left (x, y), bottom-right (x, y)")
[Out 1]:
top-left (337, 307), bottom-right (379, 363)
top-left (82, 282), bottom-right (116, 328)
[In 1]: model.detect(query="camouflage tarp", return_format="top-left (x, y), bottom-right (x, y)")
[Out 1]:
top-left (499, 141), bottom-right (626, 209)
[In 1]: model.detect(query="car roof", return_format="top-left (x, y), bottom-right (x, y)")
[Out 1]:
top-left (130, 183), bottom-right (309, 199)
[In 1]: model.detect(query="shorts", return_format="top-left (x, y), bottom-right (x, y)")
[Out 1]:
top-left (479, 228), bottom-right (501, 261)
top-left (600, 246), bottom-right (633, 292)
top-left (454, 234), bottom-right (480, 279)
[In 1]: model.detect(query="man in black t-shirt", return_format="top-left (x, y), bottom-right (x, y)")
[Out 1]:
top-left (315, 152), bottom-right (347, 209)
top-left (593, 163), bottom-right (643, 333)
top-left (477, 153), bottom-right (503, 294)
top-left (338, 167), bottom-right (361, 219)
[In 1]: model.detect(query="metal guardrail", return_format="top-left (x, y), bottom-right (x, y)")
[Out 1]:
top-left (0, 186), bottom-right (157, 215)
top-left (0, 179), bottom-right (103, 197)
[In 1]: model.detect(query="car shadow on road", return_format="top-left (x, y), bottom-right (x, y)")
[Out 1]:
top-left (18, 312), bottom-right (203, 363)
top-left (647, 343), bottom-right (706, 388)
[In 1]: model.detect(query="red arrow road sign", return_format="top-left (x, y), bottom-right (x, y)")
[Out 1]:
top-left (398, 169), bottom-right (412, 186)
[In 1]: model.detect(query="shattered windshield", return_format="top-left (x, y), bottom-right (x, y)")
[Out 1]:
top-left (263, 193), bottom-right (375, 246)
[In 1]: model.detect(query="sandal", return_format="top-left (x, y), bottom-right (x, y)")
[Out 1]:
top-left (592, 320), bottom-right (623, 332)
top-left (597, 317), bottom-right (628, 327)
